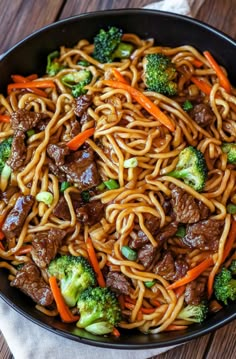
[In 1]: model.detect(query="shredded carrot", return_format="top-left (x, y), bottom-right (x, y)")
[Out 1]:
top-left (124, 302), bottom-right (134, 310)
top-left (0, 230), bottom-right (4, 240)
top-left (112, 327), bottom-right (121, 337)
top-left (167, 257), bottom-right (213, 290)
top-left (192, 59), bottom-right (204, 68)
top-left (111, 68), bottom-right (128, 83)
top-left (86, 237), bottom-right (106, 287)
top-left (11, 74), bottom-right (38, 83)
top-left (0, 242), bottom-right (4, 250)
top-left (137, 311), bottom-right (143, 321)
top-left (209, 300), bottom-right (223, 313)
top-left (7, 80), bottom-right (55, 94)
top-left (15, 245), bottom-right (32, 256)
top-left (118, 294), bottom-right (125, 310)
top-left (151, 299), bottom-right (161, 307)
top-left (203, 51), bottom-right (231, 93)
top-left (67, 128), bottom-right (95, 151)
top-left (103, 79), bottom-right (175, 132)
top-left (222, 220), bottom-right (236, 262)
top-left (175, 286), bottom-right (186, 298)
top-left (140, 307), bottom-right (155, 314)
top-left (49, 276), bottom-right (80, 323)
top-left (165, 325), bottom-right (188, 331)
top-left (0, 115), bottom-right (10, 123)
top-left (191, 76), bottom-right (212, 96)
top-left (124, 296), bottom-right (136, 304)
top-left (26, 74), bottom-right (38, 81)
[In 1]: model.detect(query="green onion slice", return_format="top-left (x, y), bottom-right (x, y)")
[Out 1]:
top-left (36, 191), bottom-right (54, 205)
top-left (123, 157), bottom-right (138, 168)
top-left (121, 246), bottom-right (137, 261)
top-left (103, 179), bottom-right (120, 190)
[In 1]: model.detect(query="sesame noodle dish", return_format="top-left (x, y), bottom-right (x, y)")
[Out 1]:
top-left (0, 27), bottom-right (236, 336)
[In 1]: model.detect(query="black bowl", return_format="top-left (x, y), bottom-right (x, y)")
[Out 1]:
top-left (0, 9), bottom-right (236, 349)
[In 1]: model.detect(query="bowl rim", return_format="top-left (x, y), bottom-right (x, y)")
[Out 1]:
top-left (0, 8), bottom-right (236, 350)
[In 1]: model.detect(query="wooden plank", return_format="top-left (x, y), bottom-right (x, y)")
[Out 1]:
top-left (205, 321), bottom-right (236, 359)
top-left (0, 0), bottom-right (64, 54)
top-left (0, 331), bottom-right (13, 359)
top-left (151, 334), bottom-right (211, 359)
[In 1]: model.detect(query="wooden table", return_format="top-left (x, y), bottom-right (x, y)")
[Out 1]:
top-left (0, 1), bottom-right (235, 358)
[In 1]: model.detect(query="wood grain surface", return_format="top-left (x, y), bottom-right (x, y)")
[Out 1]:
top-left (0, 1), bottom-right (236, 359)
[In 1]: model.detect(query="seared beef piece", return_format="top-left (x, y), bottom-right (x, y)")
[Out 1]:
top-left (153, 252), bottom-right (188, 281)
top-left (10, 109), bottom-right (42, 132)
top-left (138, 243), bottom-right (157, 268)
top-left (31, 228), bottom-right (66, 269)
top-left (0, 186), bottom-right (18, 204)
top-left (162, 199), bottom-right (172, 216)
top-left (76, 200), bottom-right (104, 226)
top-left (73, 95), bottom-right (92, 117)
top-left (70, 118), bottom-right (80, 137)
top-left (129, 230), bottom-right (149, 250)
top-left (190, 103), bottom-right (215, 128)
top-left (185, 280), bottom-right (206, 305)
top-left (80, 112), bottom-right (92, 127)
top-left (155, 221), bottom-right (178, 244)
top-left (61, 148), bottom-right (100, 191)
top-left (171, 185), bottom-right (210, 224)
top-left (48, 160), bottom-right (66, 182)
top-left (2, 195), bottom-right (34, 240)
top-left (183, 219), bottom-right (224, 251)
top-left (47, 143), bottom-right (70, 166)
top-left (53, 193), bottom-right (82, 221)
top-left (7, 130), bottom-right (26, 170)
top-left (10, 262), bottom-right (53, 306)
top-left (106, 271), bottom-right (131, 295)
top-left (35, 115), bottom-right (50, 132)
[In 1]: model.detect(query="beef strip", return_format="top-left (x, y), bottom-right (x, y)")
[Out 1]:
top-left (190, 103), bottom-right (215, 128)
top-left (10, 262), bottom-right (53, 306)
top-left (170, 185), bottom-right (210, 223)
top-left (7, 130), bottom-right (26, 170)
top-left (129, 230), bottom-right (149, 250)
top-left (2, 195), bottom-right (34, 240)
top-left (155, 221), bottom-right (178, 244)
top-left (73, 95), bottom-right (92, 117)
top-left (138, 243), bottom-right (157, 268)
top-left (35, 115), bottom-right (50, 132)
top-left (185, 280), bottom-right (206, 305)
top-left (53, 193), bottom-right (82, 221)
top-left (183, 219), bottom-right (224, 251)
top-left (0, 186), bottom-right (18, 204)
top-left (80, 112), bottom-right (92, 127)
top-left (47, 142), bottom-right (70, 166)
top-left (10, 109), bottom-right (42, 132)
top-left (153, 251), bottom-right (188, 281)
top-left (31, 228), bottom-right (66, 269)
top-left (48, 160), bottom-right (66, 182)
top-left (76, 200), bottom-right (104, 226)
top-left (129, 214), bottom-right (160, 250)
top-left (61, 148), bottom-right (100, 191)
top-left (70, 118), bottom-right (80, 137)
top-left (106, 271), bottom-right (131, 295)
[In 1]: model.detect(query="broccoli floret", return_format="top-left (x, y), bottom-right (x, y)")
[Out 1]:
top-left (177, 303), bottom-right (208, 323)
top-left (48, 255), bottom-right (96, 307)
top-left (76, 287), bottom-right (122, 335)
top-left (93, 27), bottom-right (134, 63)
top-left (214, 266), bottom-right (236, 305)
top-left (183, 100), bottom-right (193, 112)
top-left (61, 70), bottom-right (92, 97)
top-left (167, 146), bottom-right (208, 192)
top-left (46, 51), bottom-right (65, 76)
top-left (222, 143), bottom-right (236, 164)
top-left (0, 137), bottom-right (13, 173)
top-left (143, 53), bottom-right (177, 96)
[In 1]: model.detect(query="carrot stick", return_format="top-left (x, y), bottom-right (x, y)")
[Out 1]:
top-left (137, 311), bottom-right (143, 321)
top-left (112, 327), bottom-right (121, 337)
top-left (86, 237), bottom-right (106, 287)
top-left (15, 245), bottom-right (32, 256)
top-left (140, 307), bottom-right (156, 314)
top-left (67, 128), bottom-right (95, 151)
top-left (151, 299), bottom-right (161, 307)
top-left (11, 74), bottom-right (38, 83)
top-left (124, 302), bottom-right (135, 310)
top-left (111, 68), bottom-right (128, 83)
top-left (0, 115), bottom-right (10, 123)
top-left (124, 296), bottom-right (136, 304)
top-left (167, 257), bottom-right (213, 290)
top-left (7, 80), bottom-right (55, 94)
top-left (26, 74), bottom-right (38, 81)
top-left (203, 51), bottom-right (231, 93)
top-left (0, 230), bottom-right (4, 240)
top-left (192, 59), bottom-right (204, 68)
top-left (103, 79), bottom-right (175, 132)
top-left (191, 76), bottom-right (212, 96)
top-left (165, 325), bottom-right (188, 331)
top-left (222, 220), bottom-right (236, 262)
top-left (49, 276), bottom-right (80, 323)
top-left (175, 286), bottom-right (186, 298)
top-left (27, 87), bottom-right (47, 98)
